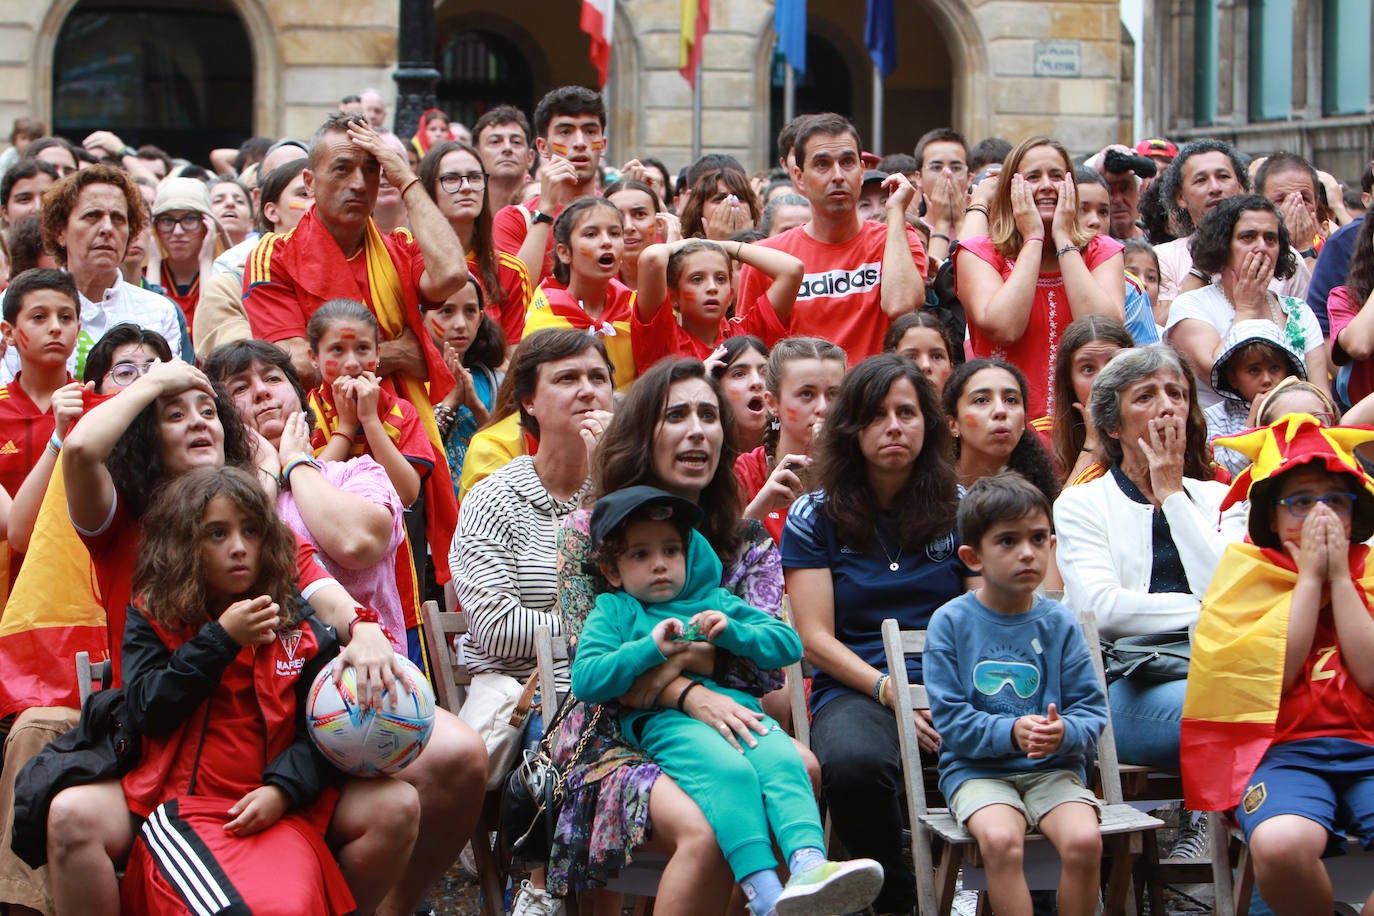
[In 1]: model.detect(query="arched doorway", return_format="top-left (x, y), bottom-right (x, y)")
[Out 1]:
top-left (51, 0), bottom-right (253, 161)
top-left (769, 0), bottom-right (964, 158)
top-left (435, 29), bottom-right (536, 130)
top-left (768, 33), bottom-right (853, 165)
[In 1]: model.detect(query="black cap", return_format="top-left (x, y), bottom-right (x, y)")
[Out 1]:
top-left (589, 486), bottom-right (705, 548)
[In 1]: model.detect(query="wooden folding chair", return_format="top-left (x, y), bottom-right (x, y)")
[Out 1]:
top-left (420, 599), bottom-right (507, 916)
top-left (1207, 777), bottom-right (1374, 915)
top-left (881, 614), bottom-right (1164, 915)
top-left (532, 624), bottom-right (666, 913)
top-left (75, 650), bottom-right (112, 707)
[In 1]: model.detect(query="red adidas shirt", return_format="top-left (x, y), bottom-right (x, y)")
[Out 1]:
top-left (733, 221), bottom-right (926, 367)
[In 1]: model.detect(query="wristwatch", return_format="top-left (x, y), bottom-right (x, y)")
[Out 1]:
top-left (531, 209), bottom-right (554, 226)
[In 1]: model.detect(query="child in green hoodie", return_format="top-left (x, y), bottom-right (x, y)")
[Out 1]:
top-left (571, 485), bottom-right (884, 916)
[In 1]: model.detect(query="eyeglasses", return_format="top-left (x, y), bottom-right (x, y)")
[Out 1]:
top-left (1276, 492), bottom-right (1361, 518)
top-left (972, 660), bottom-right (1041, 699)
top-left (104, 360), bottom-right (156, 387)
top-left (154, 214), bottom-right (203, 234)
top-left (438, 172), bottom-right (486, 193)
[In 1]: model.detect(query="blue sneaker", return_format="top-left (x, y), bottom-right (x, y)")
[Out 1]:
top-left (772, 858), bottom-right (884, 916)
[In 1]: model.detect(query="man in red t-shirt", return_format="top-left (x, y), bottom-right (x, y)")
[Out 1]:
top-left (242, 112), bottom-right (468, 391)
top-left (734, 113), bottom-right (926, 367)
top-left (491, 85), bottom-right (606, 284)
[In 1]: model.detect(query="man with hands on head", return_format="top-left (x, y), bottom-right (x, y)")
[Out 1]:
top-left (243, 112), bottom-right (468, 392)
top-left (734, 113), bottom-right (926, 367)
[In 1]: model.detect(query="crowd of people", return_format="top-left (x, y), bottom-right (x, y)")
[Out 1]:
top-left (0, 81), bottom-right (1371, 916)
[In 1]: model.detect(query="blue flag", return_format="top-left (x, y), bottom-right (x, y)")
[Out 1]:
top-left (864, 0), bottom-right (896, 78)
top-left (774, 0), bottom-right (807, 75)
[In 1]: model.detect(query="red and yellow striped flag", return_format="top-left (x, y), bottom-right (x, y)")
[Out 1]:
top-left (679, 0), bottom-right (710, 87)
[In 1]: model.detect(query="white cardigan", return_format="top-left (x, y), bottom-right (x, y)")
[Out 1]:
top-left (1054, 471), bottom-right (1244, 640)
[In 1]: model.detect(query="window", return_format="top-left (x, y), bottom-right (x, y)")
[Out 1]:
top-left (769, 34), bottom-right (852, 164)
top-left (53, 5), bottom-right (253, 161)
top-left (1248, 0), bottom-right (1294, 121)
top-left (1323, 0), bottom-right (1371, 115)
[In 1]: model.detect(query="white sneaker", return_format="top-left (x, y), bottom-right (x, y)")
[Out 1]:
top-left (511, 879), bottom-right (565, 916)
top-left (772, 858), bottom-right (885, 916)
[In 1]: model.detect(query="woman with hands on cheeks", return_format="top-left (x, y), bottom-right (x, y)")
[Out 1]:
top-left (605, 177), bottom-right (680, 291)
top-left (1053, 346), bottom-right (1240, 771)
top-left (782, 354), bottom-right (974, 916)
top-left (955, 136), bottom-right (1126, 424)
top-left (1164, 195), bottom-right (1329, 408)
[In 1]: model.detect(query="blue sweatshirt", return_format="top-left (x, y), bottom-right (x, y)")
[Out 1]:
top-left (924, 591), bottom-right (1107, 802)
top-left (572, 529), bottom-right (802, 711)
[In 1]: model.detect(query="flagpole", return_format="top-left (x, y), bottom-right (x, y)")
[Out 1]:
top-left (692, 58), bottom-right (703, 160)
top-left (871, 63), bottom-right (884, 154)
top-left (784, 62), bottom-right (795, 123)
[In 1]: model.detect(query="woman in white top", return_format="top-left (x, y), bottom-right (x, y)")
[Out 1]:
top-left (1054, 345), bottom-right (1241, 770)
top-left (1164, 195), bottom-right (1328, 408)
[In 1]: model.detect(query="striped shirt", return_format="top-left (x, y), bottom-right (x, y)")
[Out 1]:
top-left (450, 455), bottom-right (587, 685)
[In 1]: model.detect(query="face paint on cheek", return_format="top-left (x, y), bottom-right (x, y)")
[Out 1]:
top-left (589, 138), bottom-right (606, 153)
top-left (287, 200), bottom-right (310, 211)
top-left (549, 141), bottom-right (570, 157)
top-left (785, 408), bottom-right (799, 423)
top-left (15, 329), bottom-right (30, 349)
top-left (324, 360), bottom-right (339, 375)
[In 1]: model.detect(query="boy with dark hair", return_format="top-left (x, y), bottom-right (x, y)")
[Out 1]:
top-left (574, 485), bottom-right (884, 916)
top-left (1183, 415), bottom-right (1374, 916)
top-left (925, 471), bottom-right (1108, 916)
top-left (0, 268), bottom-right (90, 580)
top-left (493, 86), bottom-right (606, 282)
top-left (1205, 323), bottom-right (1306, 475)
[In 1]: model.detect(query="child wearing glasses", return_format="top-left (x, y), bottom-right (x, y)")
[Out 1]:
top-left (1182, 414), bottom-right (1374, 916)
top-left (925, 471), bottom-right (1108, 916)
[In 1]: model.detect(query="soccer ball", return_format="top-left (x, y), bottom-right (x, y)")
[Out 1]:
top-left (306, 656), bottom-right (436, 777)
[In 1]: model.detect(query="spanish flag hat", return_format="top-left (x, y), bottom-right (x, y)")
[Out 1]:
top-left (1215, 413), bottom-right (1374, 548)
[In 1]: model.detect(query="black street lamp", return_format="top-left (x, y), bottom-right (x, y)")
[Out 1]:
top-left (393, 0), bottom-right (440, 141)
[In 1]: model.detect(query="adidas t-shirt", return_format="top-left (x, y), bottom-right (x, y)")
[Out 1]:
top-left (733, 221), bottom-right (926, 367)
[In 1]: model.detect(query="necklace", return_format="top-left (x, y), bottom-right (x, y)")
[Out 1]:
top-left (876, 531), bottom-right (902, 572)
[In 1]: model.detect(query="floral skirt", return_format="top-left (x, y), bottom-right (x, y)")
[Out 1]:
top-left (545, 698), bottom-right (661, 896)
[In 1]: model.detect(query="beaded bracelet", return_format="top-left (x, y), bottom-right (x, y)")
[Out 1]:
top-left (1057, 244), bottom-right (1080, 258)
top-left (873, 673), bottom-right (891, 706)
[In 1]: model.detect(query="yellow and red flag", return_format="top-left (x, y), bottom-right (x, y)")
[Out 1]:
top-left (679, 0), bottom-right (710, 87)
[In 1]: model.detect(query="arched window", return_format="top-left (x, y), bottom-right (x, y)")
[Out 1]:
top-left (52, 1), bottom-right (253, 161)
top-left (436, 30), bottom-right (535, 131)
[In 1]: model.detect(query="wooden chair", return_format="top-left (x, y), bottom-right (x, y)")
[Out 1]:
top-left (531, 624), bottom-right (666, 912)
top-left (420, 599), bottom-right (508, 916)
top-left (881, 614), bottom-right (1164, 915)
top-left (1207, 779), bottom-right (1374, 915)
top-left (75, 650), bottom-right (111, 707)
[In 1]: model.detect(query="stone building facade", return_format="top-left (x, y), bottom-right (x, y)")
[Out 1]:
top-left (2, 0), bottom-right (1134, 171)
top-left (1145, 0), bottom-right (1372, 181)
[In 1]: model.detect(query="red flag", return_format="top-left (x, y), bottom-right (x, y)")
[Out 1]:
top-left (582, 0), bottom-right (615, 87)
top-left (679, 0), bottom-right (710, 87)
